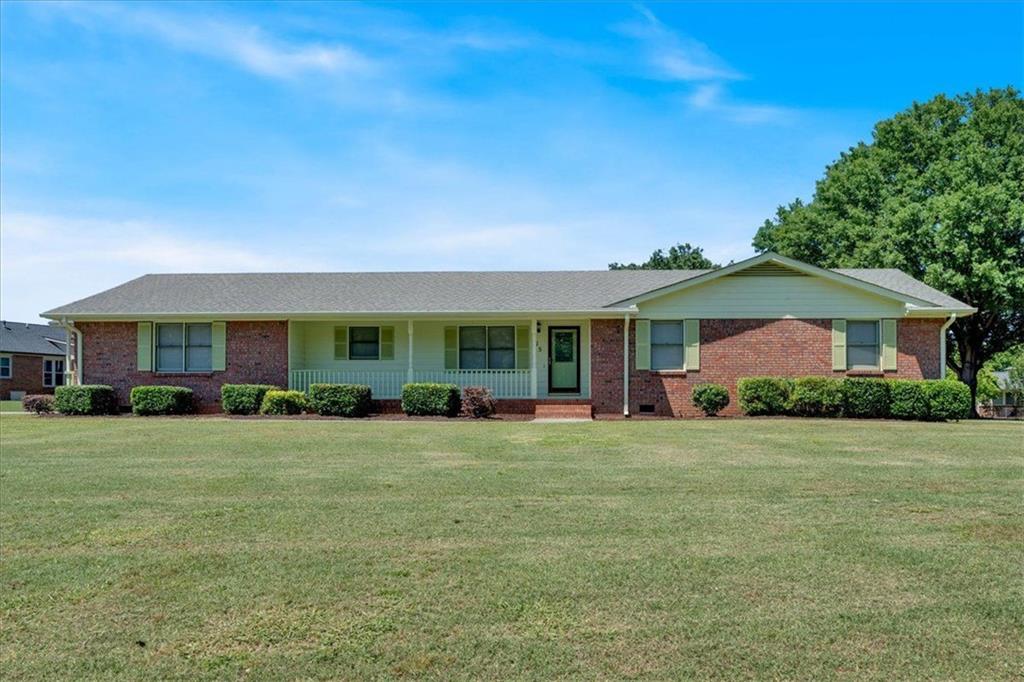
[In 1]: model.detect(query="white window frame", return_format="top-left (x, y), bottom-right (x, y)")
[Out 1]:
top-left (651, 320), bottom-right (685, 371)
top-left (43, 358), bottom-right (65, 387)
top-left (458, 325), bottom-right (516, 370)
top-left (846, 319), bottom-right (881, 371)
top-left (155, 322), bottom-right (213, 373)
top-left (0, 354), bottom-right (11, 379)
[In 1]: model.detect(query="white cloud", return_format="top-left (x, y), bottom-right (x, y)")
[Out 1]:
top-left (687, 83), bottom-right (795, 125)
top-left (53, 2), bottom-right (374, 80)
top-left (616, 5), bottom-right (742, 82)
top-left (0, 212), bottom-right (323, 322)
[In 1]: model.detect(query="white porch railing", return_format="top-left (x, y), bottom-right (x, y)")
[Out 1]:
top-left (288, 368), bottom-right (532, 399)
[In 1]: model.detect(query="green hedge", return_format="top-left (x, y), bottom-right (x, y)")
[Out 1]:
top-left (890, 380), bottom-right (929, 420)
top-left (692, 383), bottom-right (730, 416)
top-left (308, 383), bottom-right (372, 417)
top-left (924, 380), bottom-right (972, 421)
top-left (736, 375), bottom-right (971, 422)
top-left (787, 377), bottom-right (844, 417)
top-left (401, 383), bottom-right (461, 417)
top-left (737, 377), bottom-right (792, 416)
top-left (54, 385), bottom-right (118, 415)
top-left (840, 378), bottom-right (891, 418)
top-left (260, 390), bottom-right (307, 415)
top-left (221, 384), bottom-right (278, 415)
top-left (130, 386), bottom-right (194, 416)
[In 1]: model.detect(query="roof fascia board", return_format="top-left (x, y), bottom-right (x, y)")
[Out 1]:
top-left (611, 252), bottom-right (939, 308)
top-left (40, 308), bottom-right (639, 322)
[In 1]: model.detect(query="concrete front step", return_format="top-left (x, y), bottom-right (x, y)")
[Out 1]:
top-left (533, 403), bottom-right (593, 420)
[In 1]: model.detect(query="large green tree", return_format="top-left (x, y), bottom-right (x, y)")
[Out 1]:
top-left (609, 242), bottom-right (720, 270)
top-left (753, 88), bottom-right (1024, 411)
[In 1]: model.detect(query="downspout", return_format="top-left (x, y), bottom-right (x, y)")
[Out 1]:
top-left (623, 313), bottom-right (630, 417)
top-left (939, 313), bottom-right (957, 379)
top-left (60, 317), bottom-right (83, 385)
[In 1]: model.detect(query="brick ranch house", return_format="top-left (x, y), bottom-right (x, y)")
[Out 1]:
top-left (0, 321), bottom-right (67, 400)
top-left (41, 253), bottom-right (975, 417)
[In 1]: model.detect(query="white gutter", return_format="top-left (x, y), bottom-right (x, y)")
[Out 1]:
top-left (939, 313), bottom-right (957, 379)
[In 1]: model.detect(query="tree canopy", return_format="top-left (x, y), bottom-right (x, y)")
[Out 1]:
top-left (753, 88), bottom-right (1024, 407)
top-left (609, 242), bottom-right (720, 270)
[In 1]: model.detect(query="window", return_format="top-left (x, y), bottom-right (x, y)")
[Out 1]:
top-left (0, 356), bottom-right (10, 379)
top-left (487, 326), bottom-right (515, 369)
top-left (43, 359), bottom-right (65, 387)
top-left (846, 320), bottom-right (880, 370)
top-left (459, 326), bottom-right (515, 370)
top-left (349, 327), bottom-right (380, 360)
top-left (651, 321), bottom-right (684, 370)
top-left (156, 323), bottom-right (212, 372)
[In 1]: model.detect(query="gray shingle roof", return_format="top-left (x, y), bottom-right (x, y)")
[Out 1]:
top-left (41, 267), bottom-right (971, 317)
top-left (0, 321), bottom-right (67, 355)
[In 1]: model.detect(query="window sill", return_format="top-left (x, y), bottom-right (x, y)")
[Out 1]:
top-left (845, 370), bottom-right (886, 377)
top-left (154, 372), bottom-right (216, 377)
top-left (649, 369), bottom-right (687, 376)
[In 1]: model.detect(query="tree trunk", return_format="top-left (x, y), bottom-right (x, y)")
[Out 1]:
top-left (955, 337), bottom-right (983, 418)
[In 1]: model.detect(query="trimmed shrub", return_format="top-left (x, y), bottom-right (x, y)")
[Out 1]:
top-left (692, 383), bottom-right (730, 416)
top-left (308, 383), bottom-right (372, 417)
top-left (787, 377), bottom-right (844, 417)
top-left (889, 380), bottom-right (929, 420)
top-left (260, 390), bottom-right (307, 415)
top-left (22, 394), bottom-right (54, 414)
top-left (461, 386), bottom-right (496, 418)
top-left (737, 377), bottom-right (792, 416)
top-left (54, 385), bottom-right (118, 415)
top-left (924, 379), bottom-right (972, 421)
top-left (840, 378), bottom-right (891, 418)
top-left (130, 386), bottom-right (194, 416)
top-left (221, 384), bottom-right (278, 415)
top-left (401, 383), bottom-right (461, 417)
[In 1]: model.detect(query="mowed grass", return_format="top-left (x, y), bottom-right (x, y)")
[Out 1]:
top-left (1, 417), bottom-right (1021, 680)
top-left (0, 400), bottom-right (24, 412)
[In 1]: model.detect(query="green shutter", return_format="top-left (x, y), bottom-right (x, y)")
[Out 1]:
top-left (684, 319), bottom-right (700, 371)
top-left (444, 326), bottom-right (458, 370)
top-left (515, 325), bottom-right (530, 369)
top-left (211, 322), bottom-right (226, 371)
top-left (832, 320), bottom-right (847, 371)
top-left (635, 319), bottom-right (650, 371)
top-left (881, 319), bottom-right (897, 371)
top-left (380, 326), bottom-right (395, 360)
top-left (334, 326), bottom-right (348, 360)
top-left (137, 322), bottom-right (152, 372)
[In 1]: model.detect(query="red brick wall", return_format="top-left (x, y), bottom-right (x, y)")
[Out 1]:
top-left (1, 353), bottom-right (62, 399)
top-left (591, 318), bottom-right (944, 417)
top-left (79, 321), bottom-right (288, 411)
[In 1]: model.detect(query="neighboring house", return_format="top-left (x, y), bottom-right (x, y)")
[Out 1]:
top-left (0, 321), bottom-right (68, 400)
top-left (41, 253), bottom-right (975, 417)
top-left (980, 370), bottom-right (1022, 419)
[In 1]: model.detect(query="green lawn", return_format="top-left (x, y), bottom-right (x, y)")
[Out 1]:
top-left (0, 399), bottom-right (24, 412)
top-left (1, 418), bottom-right (1021, 680)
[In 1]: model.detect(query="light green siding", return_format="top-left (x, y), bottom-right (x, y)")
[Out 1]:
top-left (636, 275), bottom-right (907, 319)
top-left (288, 319), bottom-right (588, 398)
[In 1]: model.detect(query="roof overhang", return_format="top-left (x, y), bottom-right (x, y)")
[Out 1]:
top-left (609, 252), bottom-right (967, 313)
top-left (41, 308), bottom-right (640, 322)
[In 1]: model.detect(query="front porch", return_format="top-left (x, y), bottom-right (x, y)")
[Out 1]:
top-left (286, 319), bottom-right (592, 400)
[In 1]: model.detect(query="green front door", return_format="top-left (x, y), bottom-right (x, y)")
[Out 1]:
top-left (549, 327), bottom-right (580, 393)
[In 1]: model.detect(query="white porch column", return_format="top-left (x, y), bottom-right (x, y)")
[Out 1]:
top-left (623, 314), bottom-right (630, 417)
top-left (530, 319), bottom-right (538, 398)
top-left (407, 320), bottom-right (415, 384)
top-left (63, 320), bottom-right (72, 386)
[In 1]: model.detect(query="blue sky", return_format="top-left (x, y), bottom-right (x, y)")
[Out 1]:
top-left (1, 1), bottom-right (1021, 322)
